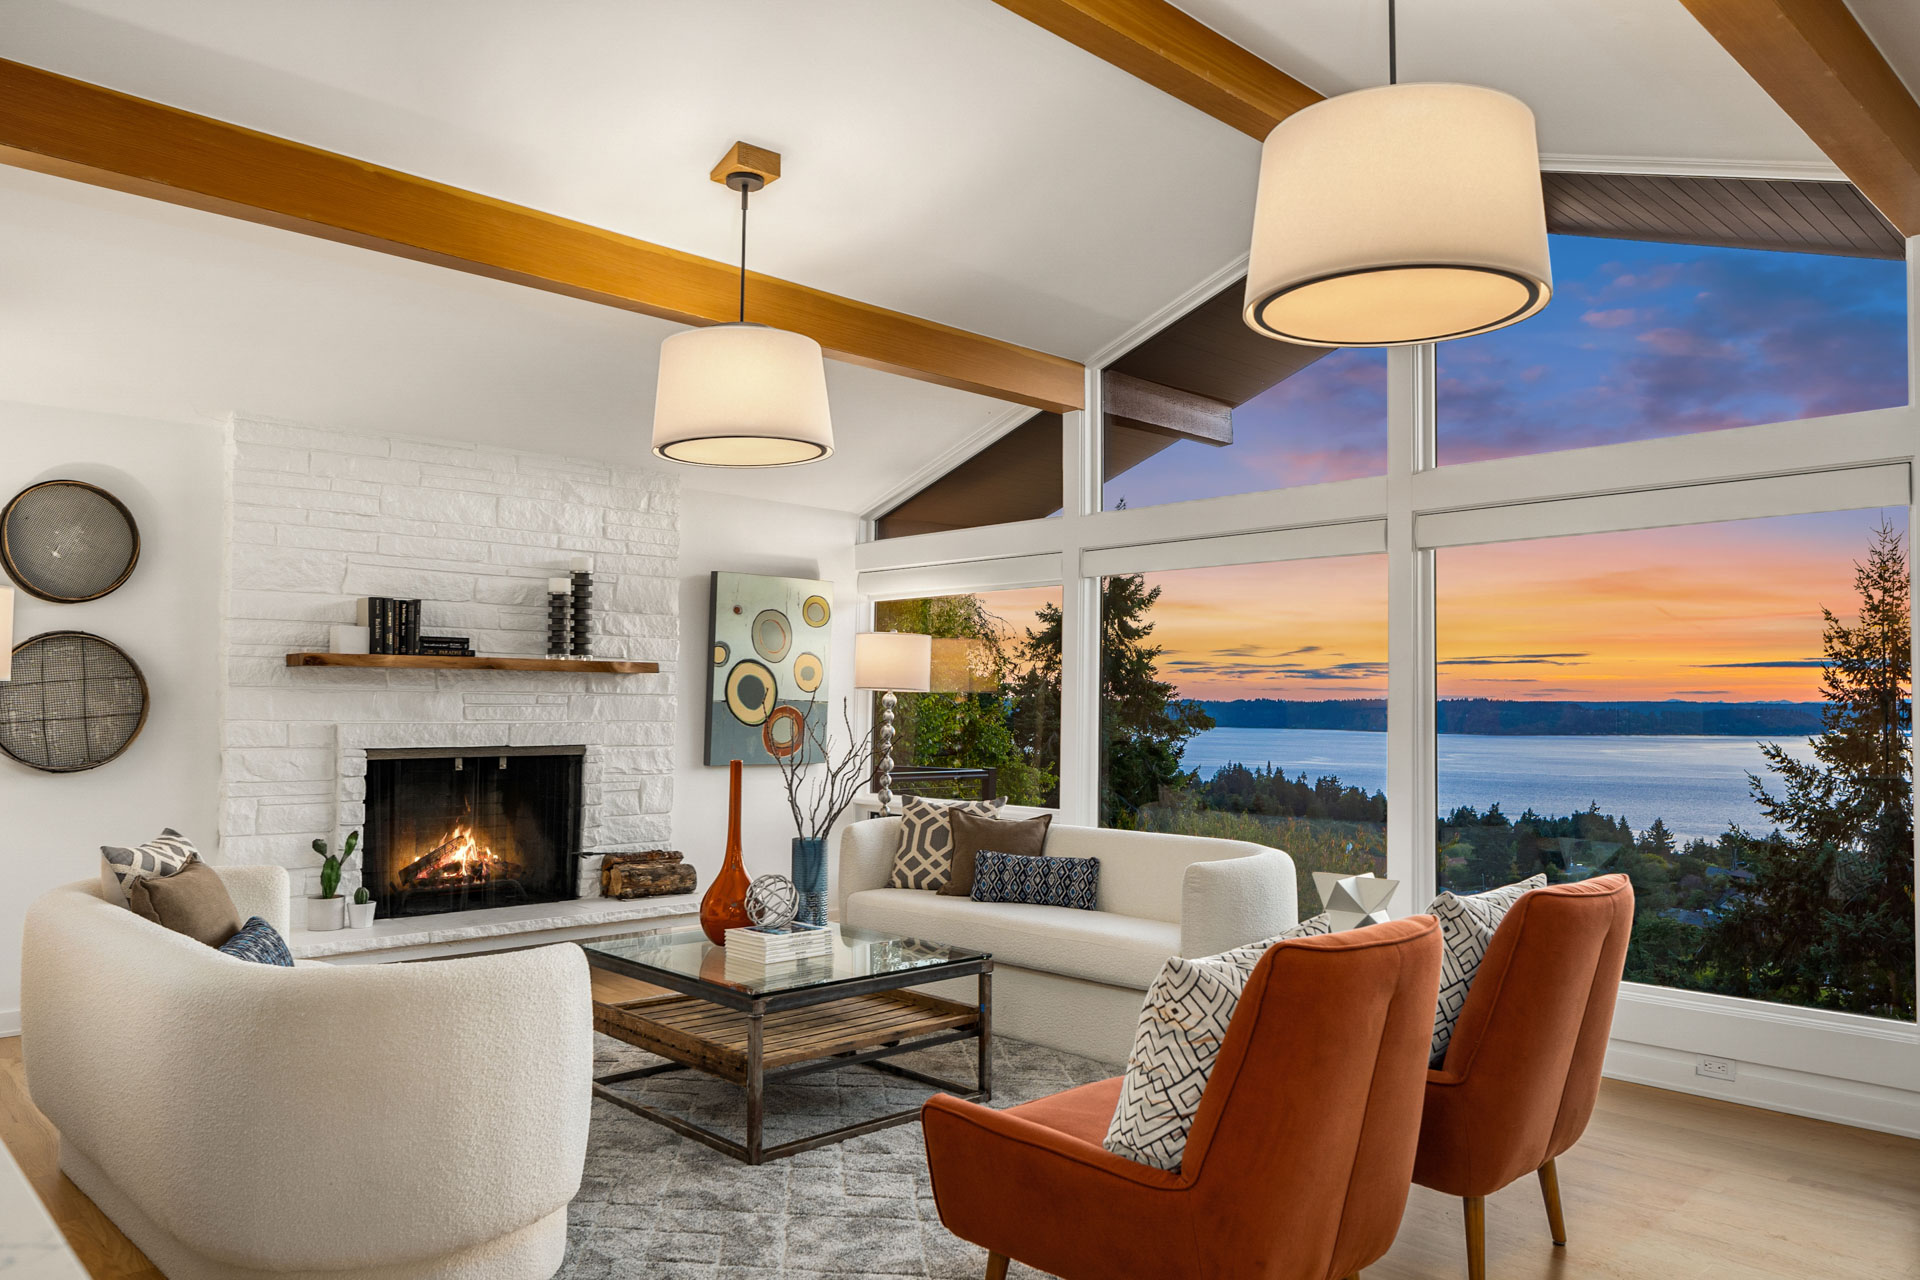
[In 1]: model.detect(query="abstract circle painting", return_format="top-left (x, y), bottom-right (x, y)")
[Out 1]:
top-left (724, 659), bottom-right (778, 726)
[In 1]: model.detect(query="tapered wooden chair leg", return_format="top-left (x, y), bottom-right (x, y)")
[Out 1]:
top-left (985, 1252), bottom-right (1010, 1280)
top-left (1463, 1196), bottom-right (1487, 1280)
top-left (1538, 1158), bottom-right (1568, 1245)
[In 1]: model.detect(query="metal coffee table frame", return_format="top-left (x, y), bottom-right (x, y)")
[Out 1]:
top-left (585, 944), bottom-right (993, 1165)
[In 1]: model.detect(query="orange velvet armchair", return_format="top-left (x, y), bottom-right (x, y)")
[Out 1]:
top-left (1414, 874), bottom-right (1634, 1280)
top-left (922, 916), bottom-right (1444, 1280)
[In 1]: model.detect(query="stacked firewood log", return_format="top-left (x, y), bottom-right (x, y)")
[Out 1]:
top-left (600, 850), bottom-right (697, 899)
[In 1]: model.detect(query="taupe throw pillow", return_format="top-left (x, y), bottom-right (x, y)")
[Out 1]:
top-left (127, 855), bottom-right (243, 947)
top-left (939, 810), bottom-right (1053, 898)
top-left (889, 794), bottom-right (1005, 890)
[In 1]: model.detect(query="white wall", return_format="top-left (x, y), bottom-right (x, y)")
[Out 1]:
top-left (672, 490), bottom-right (862, 892)
top-left (0, 403), bottom-right (224, 1033)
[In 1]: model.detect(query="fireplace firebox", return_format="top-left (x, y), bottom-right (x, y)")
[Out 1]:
top-left (361, 746), bottom-right (583, 918)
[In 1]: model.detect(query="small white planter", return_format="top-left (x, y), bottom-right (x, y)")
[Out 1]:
top-left (347, 900), bottom-right (377, 929)
top-left (306, 896), bottom-right (346, 932)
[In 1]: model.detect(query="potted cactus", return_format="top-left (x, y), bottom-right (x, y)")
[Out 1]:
top-left (306, 831), bottom-right (359, 932)
top-left (347, 885), bottom-right (377, 929)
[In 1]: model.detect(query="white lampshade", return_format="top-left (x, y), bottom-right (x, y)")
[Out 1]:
top-left (652, 322), bottom-right (834, 466)
top-left (854, 631), bottom-right (931, 693)
top-left (0, 587), bottom-right (11, 682)
top-left (1244, 83), bottom-right (1551, 347)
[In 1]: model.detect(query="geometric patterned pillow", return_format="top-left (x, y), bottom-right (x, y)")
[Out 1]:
top-left (1103, 913), bottom-right (1335, 1171)
top-left (217, 916), bottom-right (295, 967)
top-left (888, 794), bottom-right (1004, 890)
top-left (1428, 874), bottom-right (1546, 1068)
top-left (99, 828), bottom-right (198, 908)
top-left (971, 851), bottom-right (1099, 910)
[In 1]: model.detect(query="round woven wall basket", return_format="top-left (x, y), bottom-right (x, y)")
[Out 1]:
top-left (0, 632), bottom-right (150, 773)
top-left (1, 479), bottom-right (141, 603)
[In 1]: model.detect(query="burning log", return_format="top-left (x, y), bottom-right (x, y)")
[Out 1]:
top-left (396, 826), bottom-right (524, 890)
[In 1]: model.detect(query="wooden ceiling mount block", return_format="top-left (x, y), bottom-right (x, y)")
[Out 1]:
top-left (710, 141), bottom-right (782, 189)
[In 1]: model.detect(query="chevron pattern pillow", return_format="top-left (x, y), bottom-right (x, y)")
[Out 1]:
top-left (99, 828), bottom-right (198, 908)
top-left (1428, 874), bottom-right (1546, 1068)
top-left (1104, 913), bottom-right (1334, 1171)
top-left (217, 916), bottom-right (295, 967)
top-left (971, 850), bottom-right (1099, 910)
top-left (888, 794), bottom-right (1004, 890)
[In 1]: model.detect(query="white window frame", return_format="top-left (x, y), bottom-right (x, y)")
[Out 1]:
top-left (853, 239), bottom-right (1920, 1135)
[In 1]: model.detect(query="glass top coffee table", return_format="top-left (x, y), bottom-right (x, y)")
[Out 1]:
top-left (580, 924), bottom-right (992, 1165)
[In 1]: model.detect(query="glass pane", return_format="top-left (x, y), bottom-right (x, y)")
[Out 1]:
top-left (876, 413), bottom-right (1061, 538)
top-left (1100, 279), bottom-right (1387, 511)
top-left (1438, 235), bottom-right (1907, 465)
top-left (871, 587), bottom-right (1062, 806)
top-left (1435, 509), bottom-right (1915, 1022)
top-left (581, 924), bottom-right (984, 997)
top-left (1096, 558), bottom-right (1388, 915)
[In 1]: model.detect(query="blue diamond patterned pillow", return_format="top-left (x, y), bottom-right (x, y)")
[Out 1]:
top-left (971, 851), bottom-right (1099, 910)
top-left (217, 916), bottom-right (294, 967)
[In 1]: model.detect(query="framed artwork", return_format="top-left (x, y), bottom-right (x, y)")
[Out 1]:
top-left (705, 572), bottom-right (831, 767)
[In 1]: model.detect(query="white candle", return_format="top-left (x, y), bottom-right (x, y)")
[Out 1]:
top-left (569, 555), bottom-right (594, 574)
top-left (547, 577), bottom-right (572, 595)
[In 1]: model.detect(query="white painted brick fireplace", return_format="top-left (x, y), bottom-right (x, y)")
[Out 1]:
top-left (217, 416), bottom-right (681, 921)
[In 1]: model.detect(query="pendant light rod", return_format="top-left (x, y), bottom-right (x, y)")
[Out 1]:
top-left (739, 181), bottom-right (749, 323)
top-left (1388, 0), bottom-right (1397, 86)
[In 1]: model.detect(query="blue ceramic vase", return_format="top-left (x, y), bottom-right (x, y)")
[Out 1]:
top-left (791, 837), bottom-right (828, 926)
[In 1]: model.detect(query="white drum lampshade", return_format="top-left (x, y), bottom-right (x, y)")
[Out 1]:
top-left (651, 322), bottom-right (834, 467)
top-left (854, 631), bottom-right (932, 693)
top-left (1244, 83), bottom-right (1551, 347)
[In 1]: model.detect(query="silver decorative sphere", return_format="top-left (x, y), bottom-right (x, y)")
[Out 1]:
top-left (744, 874), bottom-right (800, 930)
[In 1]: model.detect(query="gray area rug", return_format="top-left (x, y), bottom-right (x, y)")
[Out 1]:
top-left (559, 1033), bottom-right (1119, 1279)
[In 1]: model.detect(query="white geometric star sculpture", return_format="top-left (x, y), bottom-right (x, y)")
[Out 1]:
top-left (1313, 871), bottom-right (1400, 933)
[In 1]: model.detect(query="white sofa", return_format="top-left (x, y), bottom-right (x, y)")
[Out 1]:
top-left (21, 866), bottom-right (593, 1280)
top-left (838, 818), bottom-right (1296, 1063)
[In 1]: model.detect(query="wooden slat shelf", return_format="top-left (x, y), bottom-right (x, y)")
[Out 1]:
top-left (285, 652), bottom-right (658, 674)
top-left (594, 989), bottom-right (979, 1084)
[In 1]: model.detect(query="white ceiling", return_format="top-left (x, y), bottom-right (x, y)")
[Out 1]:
top-left (0, 0), bottom-right (1909, 513)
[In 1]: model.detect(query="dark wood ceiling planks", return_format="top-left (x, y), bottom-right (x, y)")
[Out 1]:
top-left (1544, 172), bottom-right (1903, 259)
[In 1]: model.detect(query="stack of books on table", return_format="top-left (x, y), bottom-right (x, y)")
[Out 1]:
top-left (723, 922), bottom-right (832, 974)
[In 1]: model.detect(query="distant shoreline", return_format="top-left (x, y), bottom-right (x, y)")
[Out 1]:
top-left (1197, 698), bottom-right (1825, 737)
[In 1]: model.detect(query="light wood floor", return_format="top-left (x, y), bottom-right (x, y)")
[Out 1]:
top-left (5, 1028), bottom-right (1916, 1279)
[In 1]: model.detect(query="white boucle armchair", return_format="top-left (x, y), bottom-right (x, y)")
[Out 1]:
top-left (21, 866), bottom-right (592, 1280)
top-left (838, 818), bottom-right (1296, 1062)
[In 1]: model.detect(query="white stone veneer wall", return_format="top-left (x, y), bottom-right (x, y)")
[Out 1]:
top-left (218, 417), bottom-right (678, 897)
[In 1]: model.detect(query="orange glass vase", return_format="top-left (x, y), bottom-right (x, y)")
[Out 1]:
top-left (700, 759), bottom-right (753, 945)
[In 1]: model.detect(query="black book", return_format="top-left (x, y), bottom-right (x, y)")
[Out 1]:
top-left (359, 596), bottom-right (391, 654)
top-left (384, 597), bottom-right (398, 655)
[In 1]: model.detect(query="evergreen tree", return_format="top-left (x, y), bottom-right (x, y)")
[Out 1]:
top-left (1705, 523), bottom-right (1915, 1019)
top-left (1020, 574), bottom-right (1214, 825)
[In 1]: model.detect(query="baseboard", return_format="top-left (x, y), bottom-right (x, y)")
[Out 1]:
top-left (0, 1007), bottom-right (18, 1037)
top-left (1604, 1039), bottom-right (1920, 1138)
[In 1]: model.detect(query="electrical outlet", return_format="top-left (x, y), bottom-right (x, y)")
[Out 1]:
top-left (1695, 1055), bottom-right (1737, 1082)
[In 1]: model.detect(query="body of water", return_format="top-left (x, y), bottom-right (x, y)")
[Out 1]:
top-left (1182, 726), bottom-right (1821, 842)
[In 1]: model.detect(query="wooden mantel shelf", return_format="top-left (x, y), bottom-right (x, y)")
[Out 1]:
top-left (285, 653), bottom-right (658, 674)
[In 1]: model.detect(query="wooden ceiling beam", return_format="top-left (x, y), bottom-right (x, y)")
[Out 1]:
top-left (1677, 0), bottom-right (1920, 237)
top-left (0, 58), bottom-right (1083, 413)
top-left (992, 0), bottom-right (1321, 139)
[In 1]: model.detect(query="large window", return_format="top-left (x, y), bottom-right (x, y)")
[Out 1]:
top-left (1096, 558), bottom-right (1389, 911)
top-left (1435, 508), bottom-right (1914, 1021)
top-left (1101, 279), bottom-right (1387, 510)
top-left (1438, 235), bottom-right (1907, 465)
top-left (871, 588), bottom-right (1062, 806)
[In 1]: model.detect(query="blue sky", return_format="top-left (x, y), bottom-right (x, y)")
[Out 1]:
top-left (1104, 235), bottom-right (1908, 508)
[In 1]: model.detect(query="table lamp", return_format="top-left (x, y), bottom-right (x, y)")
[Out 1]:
top-left (855, 631), bottom-right (931, 815)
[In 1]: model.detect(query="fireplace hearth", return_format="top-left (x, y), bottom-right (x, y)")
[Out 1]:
top-left (362, 746), bottom-right (583, 918)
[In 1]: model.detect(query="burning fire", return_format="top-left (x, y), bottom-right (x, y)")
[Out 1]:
top-left (396, 824), bottom-right (517, 891)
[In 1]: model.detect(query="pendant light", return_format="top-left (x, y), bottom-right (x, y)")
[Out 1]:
top-left (652, 144), bottom-right (834, 466)
top-left (1243, 0), bottom-right (1551, 347)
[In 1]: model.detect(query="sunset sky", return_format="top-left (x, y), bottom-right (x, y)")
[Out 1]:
top-left (965, 512), bottom-right (1902, 705)
top-left (1104, 234), bottom-right (1907, 508)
